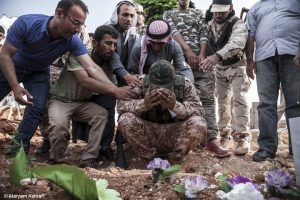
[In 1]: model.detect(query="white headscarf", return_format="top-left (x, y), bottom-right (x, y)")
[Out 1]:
top-left (105, 1), bottom-right (137, 27)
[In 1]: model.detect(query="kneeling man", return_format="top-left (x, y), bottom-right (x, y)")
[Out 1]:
top-left (117, 60), bottom-right (207, 161)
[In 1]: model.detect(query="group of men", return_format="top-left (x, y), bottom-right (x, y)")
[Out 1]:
top-left (0, 0), bottom-right (299, 169)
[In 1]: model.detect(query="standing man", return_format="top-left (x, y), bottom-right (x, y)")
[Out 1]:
top-left (247, 0), bottom-right (300, 161)
top-left (107, 0), bottom-right (140, 86)
top-left (201, 0), bottom-right (251, 155)
top-left (134, 3), bottom-right (146, 35)
top-left (0, 0), bottom-right (134, 157)
top-left (163, 0), bottom-right (229, 157)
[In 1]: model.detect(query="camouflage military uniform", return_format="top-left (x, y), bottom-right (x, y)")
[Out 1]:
top-left (163, 8), bottom-right (219, 141)
top-left (117, 76), bottom-right (207, 160)
top-left (208, 16), bottom-right (251, 140)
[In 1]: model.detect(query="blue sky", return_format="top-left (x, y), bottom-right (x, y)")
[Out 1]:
top-left (1, 0), bottom-right (257, 33)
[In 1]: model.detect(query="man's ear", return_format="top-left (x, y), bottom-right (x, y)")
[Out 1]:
top-left (92, 39), bottom-right (98, 48)
top-left (55, 8), bottom-right (64, 19)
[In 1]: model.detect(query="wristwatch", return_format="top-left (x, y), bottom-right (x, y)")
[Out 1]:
top-left (215, 53), bottom-right (223, 61)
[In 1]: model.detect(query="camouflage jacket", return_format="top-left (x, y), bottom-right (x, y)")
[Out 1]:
top-left (163, 8), bottom-right (208, 54)
top-left (117, 75), bottom-right (204, 120)
top-left (208, 15), bottom-right (248, 60)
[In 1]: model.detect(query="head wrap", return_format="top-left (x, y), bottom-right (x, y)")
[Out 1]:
top-left (139, 19), bottom-right (171, 74)
top-left (105, 1), bottom-right (137, 27)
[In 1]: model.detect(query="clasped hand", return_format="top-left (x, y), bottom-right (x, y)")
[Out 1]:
top-left (144, 88), bottom-right (176, 110)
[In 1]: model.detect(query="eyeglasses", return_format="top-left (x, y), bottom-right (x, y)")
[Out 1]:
top-left (65, 13), bottom-right (86, 28)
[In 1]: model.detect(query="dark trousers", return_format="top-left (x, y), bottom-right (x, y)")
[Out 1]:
top-left (256, 54), bottom-right (300, 154)
top-left (72, 94), bottom-right (116, 151)
top-left (0, 67), bottom-right (50, 151)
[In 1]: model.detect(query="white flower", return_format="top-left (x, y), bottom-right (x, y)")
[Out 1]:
top-left (221, 182), bottom-right (263, 200)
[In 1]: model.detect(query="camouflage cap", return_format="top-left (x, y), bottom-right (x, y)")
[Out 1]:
top-left (149, 60), bottom-right (176, 90)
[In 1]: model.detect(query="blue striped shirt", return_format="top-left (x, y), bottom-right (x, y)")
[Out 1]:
top-left (247, 0), bottom-right (300, 61)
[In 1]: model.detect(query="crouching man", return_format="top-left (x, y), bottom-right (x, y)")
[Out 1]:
top-left (117, 60), bottom-right (207, 161)
top-left (48, 25), bottom-right (136, 169)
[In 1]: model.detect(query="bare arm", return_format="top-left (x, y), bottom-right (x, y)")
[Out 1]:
top-left (76, 54), bottom-right (114, 85)
top-left (75, 54), bottom-right (137, 100)
top-left (198, 41), bottom-right (208, 62)
top-left (245, 35), bottom-right (256, 79)
top-left (173, 33), bottom-right (199, 69)
top-left (0, 41), bottom-right (33, 105)
top-left (293, 45), bottom-right (300, 68)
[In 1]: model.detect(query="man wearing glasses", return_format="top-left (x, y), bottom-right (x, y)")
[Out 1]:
top-left (0, 0), bottom-right (135, 157)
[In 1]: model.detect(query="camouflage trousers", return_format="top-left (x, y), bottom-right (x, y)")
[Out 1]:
top-left (193, 70), bottom-right (219, 141)
top-left (118, 113), bottom-right (207, 160)
top-left (215, 63), bottom-right (251, 140)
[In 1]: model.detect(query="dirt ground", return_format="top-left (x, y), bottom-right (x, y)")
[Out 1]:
top-left (0, 116), bottom-right (295, 200)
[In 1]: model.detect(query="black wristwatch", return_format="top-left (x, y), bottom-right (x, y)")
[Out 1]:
top-left (215, 53), bottom-right (223, 61)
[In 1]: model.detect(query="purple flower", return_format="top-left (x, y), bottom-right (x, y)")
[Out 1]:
top-left (146, 158), bottom-right (170, 170)
top-left (265, 169), bottom-right (295, 190)
top-left (227, 176), bottom-right (260, 191)
top-left (184, 176), bottom-right (208, 198)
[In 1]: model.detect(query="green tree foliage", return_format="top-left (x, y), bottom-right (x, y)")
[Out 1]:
top-left (134, 0), bottom-right (177, 24)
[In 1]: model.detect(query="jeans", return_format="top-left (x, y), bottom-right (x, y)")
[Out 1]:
top-left (256, 54), bottom-right (300, 154)
top-left (0, 67), bottom-right (50, 151)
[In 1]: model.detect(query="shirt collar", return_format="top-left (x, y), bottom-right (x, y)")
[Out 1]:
top-left (41, 16), bottom-right (53, 37)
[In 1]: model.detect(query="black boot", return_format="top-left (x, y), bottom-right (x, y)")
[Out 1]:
top-left (35, 140), bottom-right (50, 155)
top-left (99, 147), bottom-right (114, 162)
top-left (114, 131), bottom-right (128, 169)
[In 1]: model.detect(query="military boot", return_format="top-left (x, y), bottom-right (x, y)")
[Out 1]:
top-left (234, 139), bottom-right (250, 155)
top-left (219, 127), bottom-right (233, 148)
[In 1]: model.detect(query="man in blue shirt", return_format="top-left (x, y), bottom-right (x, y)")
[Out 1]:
top-left (0, 0), bottom-right (135, 157)
top-left (246, 0), bottom-right (300, 161)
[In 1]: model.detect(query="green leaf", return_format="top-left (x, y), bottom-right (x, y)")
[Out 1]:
top-left (219, 181), bottom-right (232, 193)
top-left (216, 174), bottom-right (232, 192)
top-left (217, 174), bottom-right (229, 181)
top-left (162, 165), bottom-right (181, 177)
top-left (174, 184), bottom-right (185, 193)
top-left (155, 165), bottom-right (181, 182)
top-left (280, 187), bottom-right (300, 200)
top-left (9, 145), bottom-right (30, 186)
top-left (33, 164), bottom-right (98, 200)
top-left (96, 179), bottom-right (121, 200)
top-left (174, 184), bottom-right (186, 200)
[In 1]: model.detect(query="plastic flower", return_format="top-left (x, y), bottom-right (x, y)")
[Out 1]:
top-left (221, 182), bottom-right (263, 200)
top-left (146, 158), bottom-right (170, 170)
top-left (265, 169), bottom-right (295, 190)
top-left (227, 176), bottom-right (260, 191)
top-left (184, 176), bottom-right (208, 198)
